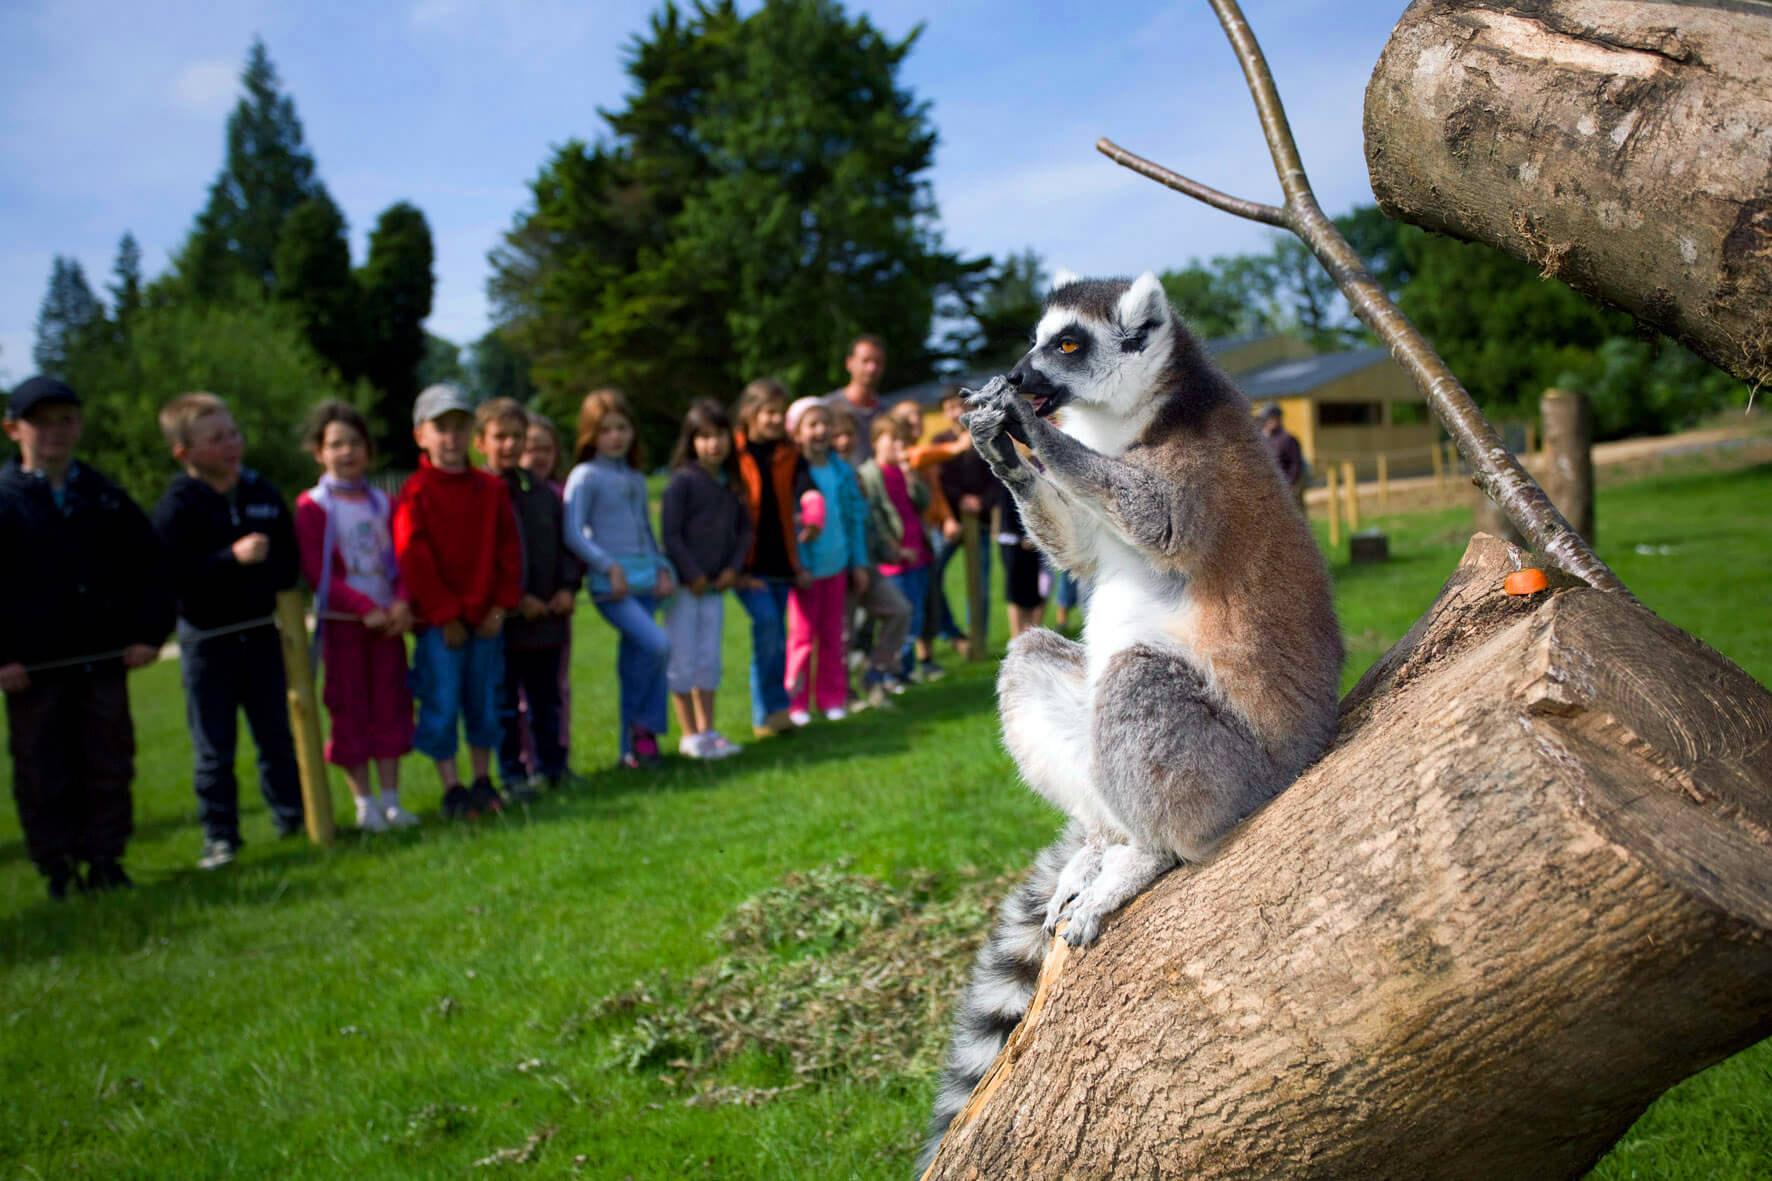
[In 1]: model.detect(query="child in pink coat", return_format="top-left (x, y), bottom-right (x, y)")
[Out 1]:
top-left (294, 401), bottom-right (419, 831)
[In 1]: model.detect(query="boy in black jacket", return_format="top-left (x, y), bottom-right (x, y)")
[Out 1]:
top-left (1, 377), bottom-right (174, 898)
top-left (475, 399), bottom-right (583, 797)
top-left (152, 392), bottom-right (305, 869)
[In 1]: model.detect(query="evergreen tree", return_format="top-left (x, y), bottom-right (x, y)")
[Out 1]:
top-left (108, 233), bottom-right (144, 327)
top-left (33, 256), bottom-right (104, 377)
top-left (491, 0), bottom-right (981, 452)
top-left (273, 193), bottom-right (360, 381)
top-left (358, 202), bottom-right (435, 463)
top-left (176, 39), bottom-right (325, 299)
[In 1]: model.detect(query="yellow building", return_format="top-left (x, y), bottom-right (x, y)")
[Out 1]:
top-left (1213, 336), bottom-right (1437, 477)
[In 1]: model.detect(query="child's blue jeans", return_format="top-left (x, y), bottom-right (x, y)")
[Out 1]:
top-left (410, 628), bottom-right (505, 762)
top-left (735, 580), bottom-right (792, 726)
top-left (593, 592), bottom-right (669, 756)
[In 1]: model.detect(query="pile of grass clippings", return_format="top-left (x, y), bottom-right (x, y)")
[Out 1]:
top-left (578, 862), bottom-right (1011, 1106)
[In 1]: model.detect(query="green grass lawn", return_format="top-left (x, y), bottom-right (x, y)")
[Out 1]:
top-left (4, 461), bottom-right (1770, 1179)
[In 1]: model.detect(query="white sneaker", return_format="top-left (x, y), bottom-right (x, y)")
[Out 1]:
top-left (823, 706), bottom-right (848, 722)
top-left (678, 733), bottom-right (711, 759)
top-left (703, 732), bottom-right (743, 758)
top-left (787, 709), bottom-right (813, 727)
top-left (382, 802), bottom-right (420, 829)
top-left (355, 800), bottom-right (389, 833)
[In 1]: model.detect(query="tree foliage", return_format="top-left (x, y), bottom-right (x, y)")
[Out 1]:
top-left (32, 256), bottom-right (104, 377)
top-left (358, 202), bottom-right (436, 464)
top-left (176, 38), bottom-right (326, 301)
top-left (943, 249), bottom-right (1046, 373)
top-left (55, 298), bottom-right (370, 506)
top-left (491, 0), bottom-right (981, 454)
top-left (273, 193), bottom-right (360, 383)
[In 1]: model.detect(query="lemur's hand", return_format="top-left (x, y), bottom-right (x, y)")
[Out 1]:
top-left (961, 378), bottom-right (1032, 486)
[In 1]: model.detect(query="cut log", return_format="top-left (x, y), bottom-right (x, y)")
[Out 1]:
top-left (926, 534), bottom-right (1772, 1179)
top-left (1364, 1), bottom-right (1772, 386)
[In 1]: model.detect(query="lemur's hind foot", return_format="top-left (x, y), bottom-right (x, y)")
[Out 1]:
top-left (1042, 832), bottom-right (1106, 935)
top-left (1061, 842), bottom-right (1178, 947)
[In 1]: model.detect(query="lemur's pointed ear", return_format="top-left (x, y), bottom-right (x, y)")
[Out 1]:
top-left (1050, 268), bottom-right (1080, 292)
top-left (1116, 271), bottom-right (1167, 329)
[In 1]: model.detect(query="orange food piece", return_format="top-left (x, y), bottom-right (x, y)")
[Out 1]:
top-left (1504, 568), bottom-right (1549, 596)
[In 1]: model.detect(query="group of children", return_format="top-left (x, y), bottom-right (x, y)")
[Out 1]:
top-left (2, 356), bottom-right (982, 900)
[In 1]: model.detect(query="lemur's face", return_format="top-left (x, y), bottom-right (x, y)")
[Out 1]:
top-left (1007, 271), bottom-right (1175, 419)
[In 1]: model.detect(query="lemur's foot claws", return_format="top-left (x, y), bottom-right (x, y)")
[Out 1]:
top-left (1042, 893), bottom-right (1076, 936)
top-left (1063, 911), bottom-right (1104, 947)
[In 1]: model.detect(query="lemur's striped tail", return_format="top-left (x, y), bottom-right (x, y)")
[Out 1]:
top-left (917, 826), bottom-right (1083, 1174)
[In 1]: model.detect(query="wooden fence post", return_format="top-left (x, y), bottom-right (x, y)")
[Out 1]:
top-left (1431, 439), bottom-right (1445, 492)
top-left (274, 589), bottom-right (335, 845)
top-left (1325, 463), bottom-right (1341, 547)
top-left (962, 512), bottom-right (987, 661)
top-left (1341, 460), bottom-right (1360, 531)
top-left (1377, 454), bottom-right (1390, 514)
top-left (1541, 388), bottom-right (1595, 545)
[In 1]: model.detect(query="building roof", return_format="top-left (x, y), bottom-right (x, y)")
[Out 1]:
top-left (1237, 347), bottom-right (1407, 401)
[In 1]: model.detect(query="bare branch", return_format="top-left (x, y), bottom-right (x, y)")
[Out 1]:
top-left (1097, 0), bottom-right (1630, 597)
top-left (1094, 139), bottom-right (1285, 227)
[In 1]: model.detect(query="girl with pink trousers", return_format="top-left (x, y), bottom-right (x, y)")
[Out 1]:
top-left (783, 397), bottom-right (869, 724)
top-left (294, 401), bottom-right (419, 831)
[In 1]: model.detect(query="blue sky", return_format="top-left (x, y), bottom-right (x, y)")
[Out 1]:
top-left (0, 0), bottom-right (1409, 388)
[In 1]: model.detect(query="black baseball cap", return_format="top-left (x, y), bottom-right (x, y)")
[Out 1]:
top-left (7, 376), bottom-right (82, 420)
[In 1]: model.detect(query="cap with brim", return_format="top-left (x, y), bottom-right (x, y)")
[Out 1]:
top-left (7, 376), bottom-right (81, 421)
top-left (412, 383), bottom-right (475, 427)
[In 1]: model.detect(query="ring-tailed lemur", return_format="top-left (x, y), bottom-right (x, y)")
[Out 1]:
top-left (919, 272), bottom-right (1342, 1170)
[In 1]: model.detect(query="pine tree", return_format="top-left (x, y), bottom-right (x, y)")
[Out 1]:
top-left (176, 38), bottom-right (325, 300)
top-left (33, 256), bottom-right (104, 377)
top-left (358, 202), bottom-right (435, 463)
top-left (273, 192), bottom-right (360, 381)
top-left (108, 233), bottom-right (144, 327)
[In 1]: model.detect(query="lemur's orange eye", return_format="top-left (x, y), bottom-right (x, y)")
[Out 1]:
top-left (1059, 339), bottom-right (1078, 354)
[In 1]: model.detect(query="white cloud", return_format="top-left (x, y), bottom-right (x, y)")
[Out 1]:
top-left (171, 60), bottom-right (238, 117)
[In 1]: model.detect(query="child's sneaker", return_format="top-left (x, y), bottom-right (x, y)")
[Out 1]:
top-left (630, 726), bottom-right (661, 768)
top-left (85, 859), bottom-right (133, 892)
top-left (442, 784), bottom-right (474, 821)
top-left (822, 706), bottom-right (848, 722)
top-left (787, 708), bottom-right (813, 727)
top-left (504, 776), bottom-right (541, 804)
top-left (467, 778), bottom-right (506, 816)
top-left (383, 802), bottom-right (421, 829)
top-left (197, 837), bottom-right (239, 870)
top-left (355, 797), bottom-right (390, 833)
top-left (703, 732), bottom-right (742, 758)
top-left (678, 733), bottom-right (710, 759)
top-left (547, 769), bottom-right (586, 792)
top-left (918, 660), bottom-right (947, 682)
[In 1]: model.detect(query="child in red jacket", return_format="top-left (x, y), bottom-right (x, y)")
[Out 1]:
top-left (294, 401), bottom-right (418, 832)
top-left (393, 384), bottom-right (523, 819)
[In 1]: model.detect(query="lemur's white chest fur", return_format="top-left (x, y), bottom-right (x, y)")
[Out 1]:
top-left (1052, 402), bottom-right (1209, 694)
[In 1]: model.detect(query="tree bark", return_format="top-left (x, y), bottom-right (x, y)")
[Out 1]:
top-left (926, 535), bottom-right (1772, 1180)
top-left (1364, 0), bottom-right (1772, 388)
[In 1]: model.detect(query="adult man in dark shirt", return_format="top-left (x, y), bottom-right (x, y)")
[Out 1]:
top-left (824, 334), bottom-right (889, 464)
top-left (1261, 404), bottom-right (1306, 510)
